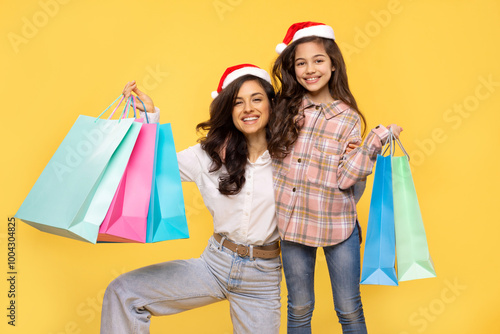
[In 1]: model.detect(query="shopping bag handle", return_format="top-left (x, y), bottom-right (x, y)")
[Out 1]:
top-left (95, 94), bottom-right (129, 122)
top-left (96, 95), bottom-right (124, 121)
top-left (135, 96), bottom-right (150, 124)
top-left (382, 129), bottom-right (410, 161)
top-left (95, 94), bottom-right (149, 123)
top-left (125, 96), bottom-right (150, 124)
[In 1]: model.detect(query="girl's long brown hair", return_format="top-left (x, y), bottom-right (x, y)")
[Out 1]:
top-left (268, 36), bottom-right (366, 159)
top-left (196, 75), bottom-right (275, 195)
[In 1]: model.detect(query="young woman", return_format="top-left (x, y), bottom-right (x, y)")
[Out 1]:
top-left (268, 22), bottom-right (403, 333)
top-left (100, 64), bottom-right (282, 334)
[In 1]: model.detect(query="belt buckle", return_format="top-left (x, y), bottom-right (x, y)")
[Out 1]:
top-left (235, 244), bottom-right (249, 257)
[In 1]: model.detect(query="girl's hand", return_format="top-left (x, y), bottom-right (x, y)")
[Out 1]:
top-left (387, 124), bottom-right (403, 138)
top-left (345, 143), bottom-right (359, 154)
top-left (122, 81), bottom-right (156, 113)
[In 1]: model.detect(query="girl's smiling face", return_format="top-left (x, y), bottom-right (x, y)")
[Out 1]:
top-left (294, 41), bottom-right (335, 103)
top-left (232, 80), bottom-right (270, 139)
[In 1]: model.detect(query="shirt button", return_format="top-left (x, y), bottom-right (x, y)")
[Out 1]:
top-left (247, 192), bottom-right (251, 195)
top-left (292, 187), bottom-right (296, 192)
top-left (315, 105), bottom-right (320, 110)
top-left (298, 158), bottom-right (302, 163)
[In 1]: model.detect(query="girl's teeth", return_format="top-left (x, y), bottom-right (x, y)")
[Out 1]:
top-left (244, 117), bottom-right (258, 121)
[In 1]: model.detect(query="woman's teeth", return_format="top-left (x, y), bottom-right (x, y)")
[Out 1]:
top-left (243, 117), bottom-right (259, 121)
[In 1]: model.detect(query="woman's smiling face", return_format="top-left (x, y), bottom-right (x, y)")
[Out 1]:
top-left (232, 79), bottom-right (270, 139)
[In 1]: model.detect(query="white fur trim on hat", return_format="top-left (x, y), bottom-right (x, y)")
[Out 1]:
top-left (293, 25), bottom-right (335, 43)
top-left (211, 91), bottom-right (219, 99)
top-left (221, 67), bottom-right (271, 90)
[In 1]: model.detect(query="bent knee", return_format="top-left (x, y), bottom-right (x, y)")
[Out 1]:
top-left (288, 301), bottom-right (315, 318)
top-left (103, 274), bottom-right (136, 303)
top-left (336, 306), bottom-right (365, 324)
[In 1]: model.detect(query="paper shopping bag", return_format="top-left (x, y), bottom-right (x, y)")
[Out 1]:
top-left (361, 154), bottom-right (398, 286)
top-left (15, 112), bottom-right (141, 243)
top-left (392, 156), bottom-right (436, 281)
top-left (146, 123), bottom-right (189, 243)
top-left (98, 120), bottom-right (157, 243)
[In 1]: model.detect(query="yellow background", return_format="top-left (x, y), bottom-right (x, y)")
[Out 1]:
top-left (2, 0), bottom-right (499, 333)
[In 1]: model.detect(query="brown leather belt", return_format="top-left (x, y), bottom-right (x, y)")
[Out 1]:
top-left (213, 233), bottom-right (280, 259)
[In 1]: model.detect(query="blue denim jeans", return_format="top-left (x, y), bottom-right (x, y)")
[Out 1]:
top-left (281, 225), bottom-right (367, 334)
top-left (100, 236), bottom-right (282, 333)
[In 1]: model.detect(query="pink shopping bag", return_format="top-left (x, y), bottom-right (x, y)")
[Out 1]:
top-left (97, 99), bottom-right (157, 243)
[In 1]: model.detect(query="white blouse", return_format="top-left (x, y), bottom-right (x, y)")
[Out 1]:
top-left (177, 144), bottom-right (279, 245)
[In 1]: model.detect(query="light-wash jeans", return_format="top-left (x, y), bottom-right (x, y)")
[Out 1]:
top-left (100, 236), bottom-right (282, 334)
top-left (281, 225), bottom-right (367, 334)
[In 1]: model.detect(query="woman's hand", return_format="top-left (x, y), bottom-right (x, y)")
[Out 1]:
top-left (386, 124), bottom-right (403, 138)
top-left (122, 81), bottom-right (156, 113)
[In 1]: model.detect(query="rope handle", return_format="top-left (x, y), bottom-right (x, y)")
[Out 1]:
top-left (381, 128), bottom-right (410, 161)
top-left (95, 94), bottom-right (150, 124)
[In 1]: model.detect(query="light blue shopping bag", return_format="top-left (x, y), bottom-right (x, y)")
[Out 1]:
top-left (361, 154), bottom-right (398, 286)
top-left (146, 123), bottom-right (189, 243)
top-left (15, 96), bottom-right (141, 243)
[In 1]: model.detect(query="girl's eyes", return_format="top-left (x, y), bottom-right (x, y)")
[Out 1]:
top-left (253, 98), bottom-right (262, 103)
top-left (234, 101), bottom-right (243, 106)
top-left (296, 58), bottom-right (326, 66)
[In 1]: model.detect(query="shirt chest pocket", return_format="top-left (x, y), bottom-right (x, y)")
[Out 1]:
top-left (306, 138), bottom-right (343, 188)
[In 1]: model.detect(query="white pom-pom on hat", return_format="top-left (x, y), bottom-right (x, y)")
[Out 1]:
top-left (275, 43), bottom-right (287, 54)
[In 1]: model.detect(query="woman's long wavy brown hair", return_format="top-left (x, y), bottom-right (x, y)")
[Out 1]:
top-left (268, 36), bottom-right (366, 159)
top-left (196, 75), bottom-right (275, 195)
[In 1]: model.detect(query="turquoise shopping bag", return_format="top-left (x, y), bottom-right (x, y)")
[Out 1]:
top-left (361, 153), bottom-right (398, 286)
top-left (146, 123), bottom-right (188, 243)
top-left (392, 142), bottom-right (436, 281)
top-left (15, 96), bottom-right (141, 243)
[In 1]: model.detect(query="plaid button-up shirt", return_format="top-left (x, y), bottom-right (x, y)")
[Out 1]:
top-left (272, 97), bottom-right (389, 247)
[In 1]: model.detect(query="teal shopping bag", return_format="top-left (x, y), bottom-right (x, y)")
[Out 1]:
top-left (146, 123), bottom-right (188, 243)
top-left (392, 144), bottom-right (436, 281)
top-left (361, 153), bottom-right (398, 286)
top-left (15, 96), bottom-right (141, 243)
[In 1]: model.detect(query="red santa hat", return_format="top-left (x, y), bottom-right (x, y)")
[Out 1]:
top-left (211, 64), bottom-right (271, 99)
top-left (276, 21), bottom-right (335, 54)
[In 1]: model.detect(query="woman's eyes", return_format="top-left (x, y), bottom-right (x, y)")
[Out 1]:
top-left (235, 98), bottom-right (262, 106)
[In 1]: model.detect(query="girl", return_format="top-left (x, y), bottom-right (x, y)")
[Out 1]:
top-left (267, 22), bottom-right (403, 333)
top-left (100, 64), bottom-right (282, 334)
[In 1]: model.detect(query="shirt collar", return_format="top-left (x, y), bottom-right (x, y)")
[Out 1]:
top-left (249, 150), bottom-right (271, 166)
top-left (301, 96), bottom-right (349, 120)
